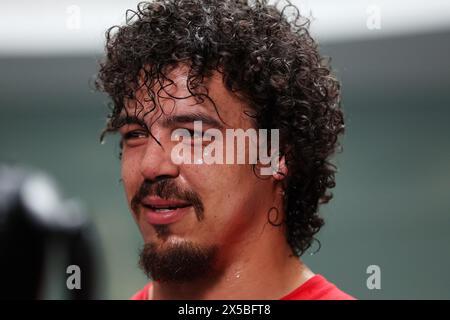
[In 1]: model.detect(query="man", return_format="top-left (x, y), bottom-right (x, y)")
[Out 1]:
top-left (96, 0), bottom-right (353, 300)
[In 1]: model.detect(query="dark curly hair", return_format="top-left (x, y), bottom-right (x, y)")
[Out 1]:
top-left (95, 0), bottom-right (345, 257)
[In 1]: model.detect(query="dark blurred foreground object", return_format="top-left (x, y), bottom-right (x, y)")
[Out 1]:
top-left (0, 164), bottom-right (100, 299)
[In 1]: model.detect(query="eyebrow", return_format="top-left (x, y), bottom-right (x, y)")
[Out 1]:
top-left (115, 112), bottom-right (225, 130)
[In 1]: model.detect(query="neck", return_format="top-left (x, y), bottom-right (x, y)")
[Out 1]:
top-left (150, 219), bottom-right (314, 299)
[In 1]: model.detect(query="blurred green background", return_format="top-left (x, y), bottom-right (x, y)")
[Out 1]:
top-left (1, 22), bottom-right (450, 300)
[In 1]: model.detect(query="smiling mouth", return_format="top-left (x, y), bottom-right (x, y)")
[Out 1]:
top-left (142, 203), bottom-right (191, 212)
top-left (140, 197), bottom-right (193, 225)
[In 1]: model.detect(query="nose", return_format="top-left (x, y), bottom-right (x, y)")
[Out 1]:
top-left (139, 133), bottom-right (180, 182)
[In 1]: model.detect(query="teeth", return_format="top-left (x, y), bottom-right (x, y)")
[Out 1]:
top-left (154, 208), bottom-right (173, 212)
top-left (144, 204), bottom-right (190, 211)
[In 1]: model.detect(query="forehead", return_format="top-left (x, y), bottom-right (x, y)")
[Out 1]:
top-left (121, 65), bottom-right (253, 128)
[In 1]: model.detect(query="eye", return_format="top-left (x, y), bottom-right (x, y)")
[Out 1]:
top-left (121, 130), bottom-right (148, 146)
top-left (123, 130), bottom-right (147, 140)
top-left (185, 129), bottom-right (203, 139)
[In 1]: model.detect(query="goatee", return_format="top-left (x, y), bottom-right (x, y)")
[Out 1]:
top-left (139, 241), bottom-right (218, 282)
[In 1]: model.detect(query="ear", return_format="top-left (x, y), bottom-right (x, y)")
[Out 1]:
top-left (273, 154), bottom-right (288, 181)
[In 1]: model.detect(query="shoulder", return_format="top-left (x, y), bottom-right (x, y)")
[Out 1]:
top-left (130, 282), bottom-right (152, 300)
top-left (281, 274), bottom-right (355, 300)
top-left (130, 275), bottom-right (355, 300)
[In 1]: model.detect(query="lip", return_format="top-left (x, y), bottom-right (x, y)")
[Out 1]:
top-left (141, 196), bottom-right (190, 208)
top-left (141, 196), bottom-right (192, 225)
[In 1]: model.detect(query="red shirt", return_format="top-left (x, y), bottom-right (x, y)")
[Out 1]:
top-left (130, 274), bottom-right (355, 300)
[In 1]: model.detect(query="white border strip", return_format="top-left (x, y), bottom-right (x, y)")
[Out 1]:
top-left (1, 0), bottom-right (450, 56)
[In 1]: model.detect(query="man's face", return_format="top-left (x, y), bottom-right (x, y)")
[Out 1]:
top-left (118, 66), bottom-right (278, 281)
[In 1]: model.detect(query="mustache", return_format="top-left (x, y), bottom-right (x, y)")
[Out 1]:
top-left (131, 179), bottom-right (204, 221)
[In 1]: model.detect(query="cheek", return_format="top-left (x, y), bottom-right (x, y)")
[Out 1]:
top-left (183, 163), bottom-right (259, 224)
top-left (183, 163), bottom-right (243, 198)
top-left (121, 152), bottom-right (141, 202)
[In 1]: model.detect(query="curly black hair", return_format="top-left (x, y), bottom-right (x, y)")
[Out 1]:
top-left (95, 0), bottom-right (345, 257)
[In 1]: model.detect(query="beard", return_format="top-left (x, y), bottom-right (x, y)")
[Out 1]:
top-left (139, 240), bottom-right (218, 283)
top-left (133, 179), bottom-right (215, 282)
